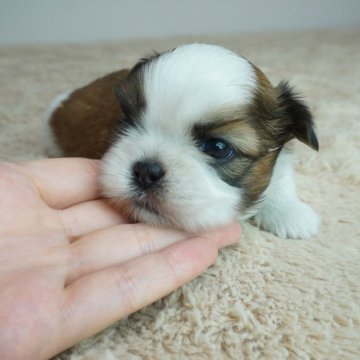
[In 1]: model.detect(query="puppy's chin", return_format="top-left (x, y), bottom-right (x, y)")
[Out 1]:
top-left (129, 204), bottom-right (179, 229)
top-left (108, 196), bottom-right (239, 232)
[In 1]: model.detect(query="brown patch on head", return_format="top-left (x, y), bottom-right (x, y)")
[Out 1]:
top-left (192, 114), bottom-right (261, 158)
top-left (221, 63), bottom-right (317, 212)
top-left (214, 120), bottom-right (260, 157)
top-left (191, 62), bottom-right (317, 214)
top-left (49, 69), bottom-right (131, 158)
top-left (206, 63), bottom-right (318, 214)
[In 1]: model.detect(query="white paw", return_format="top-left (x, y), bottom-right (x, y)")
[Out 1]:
top-left (253, 200), bottom-right (320, 239)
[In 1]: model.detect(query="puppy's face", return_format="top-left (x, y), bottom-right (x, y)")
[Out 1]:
top-left (100, 44), bottom-right (318, 231)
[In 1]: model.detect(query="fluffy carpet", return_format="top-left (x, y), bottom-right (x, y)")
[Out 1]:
top-left (1, 28), bottom-right (359, 359)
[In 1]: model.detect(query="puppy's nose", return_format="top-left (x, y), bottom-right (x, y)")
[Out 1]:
top-left (132, 160), bottom-right (165, 190)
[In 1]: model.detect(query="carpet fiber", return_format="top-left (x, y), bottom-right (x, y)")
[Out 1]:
top-left (1, 29), bottom-right (359, 359)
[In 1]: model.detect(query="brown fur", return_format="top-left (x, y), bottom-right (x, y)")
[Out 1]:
top-left (50, 69), bottom-right (129, 158)
top-left (192, 114), bottom-right (261, 158)
top-left (213, 120), bottom-right (261, 157)
top-left (189, 62), bottom-right (317, 214)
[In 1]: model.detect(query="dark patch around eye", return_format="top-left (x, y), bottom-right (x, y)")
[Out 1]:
top-left (192, 121), bottom-right (281, 211)
top-left (215, 157), bottom-right (256, 188)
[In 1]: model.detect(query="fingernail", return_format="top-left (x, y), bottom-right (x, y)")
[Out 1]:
top-left (201, 222), bottom-right (242, 248)
top-left (219, 222), bottom-right (242, 247)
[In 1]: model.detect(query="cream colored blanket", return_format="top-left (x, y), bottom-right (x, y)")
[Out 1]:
top-left (0, 29), bottom-right (359, 359)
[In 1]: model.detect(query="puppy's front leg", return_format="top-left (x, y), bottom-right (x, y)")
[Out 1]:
top-left (253, 147), bottom-right (320, 239)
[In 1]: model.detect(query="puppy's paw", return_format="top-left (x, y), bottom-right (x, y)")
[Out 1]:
top-left (253, 200), bottom-right (320, 239)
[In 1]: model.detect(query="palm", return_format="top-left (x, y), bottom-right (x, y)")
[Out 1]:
top-left (0, 160), bottom-right (114, 359)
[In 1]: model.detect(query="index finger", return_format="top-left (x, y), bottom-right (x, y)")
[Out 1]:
top-left (18, 158), bottom-right (101, 209)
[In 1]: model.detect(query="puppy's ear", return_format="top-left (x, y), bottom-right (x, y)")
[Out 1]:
top-left (277, 81), bottom-right (319, 151)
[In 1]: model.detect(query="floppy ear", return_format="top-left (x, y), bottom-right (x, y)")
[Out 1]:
top-left (277, 81), bottom-right (319, 151)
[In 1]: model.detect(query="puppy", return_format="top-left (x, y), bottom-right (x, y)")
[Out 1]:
top-left (45, 43), bottom-right (320, 239)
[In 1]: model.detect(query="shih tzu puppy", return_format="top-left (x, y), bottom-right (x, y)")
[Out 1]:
top-left (45, 43), bottom-right (320, 239)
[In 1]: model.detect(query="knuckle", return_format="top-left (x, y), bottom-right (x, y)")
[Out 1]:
top-left (64, 243), bottom-right (83, 284)
top-left (130, 224), bottom-right (157, 255)
top-left (162, 248), bottom-right (187, 285)
top-left (112, 266), bottom-right (139, 314)
top-left (58, 209), bottom-right (81, 238)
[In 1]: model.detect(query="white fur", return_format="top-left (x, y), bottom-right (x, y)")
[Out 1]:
top-left (253, 147), bottom-right (320, 239)
top-left (43, 90), bottom-right (72, 157)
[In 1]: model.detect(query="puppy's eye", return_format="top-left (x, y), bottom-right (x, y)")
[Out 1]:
top-left (198, 138), bottom-right (235, 160)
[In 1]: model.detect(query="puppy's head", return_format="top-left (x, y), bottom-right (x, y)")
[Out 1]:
top-left (101, 44), bottom-right (318, 231)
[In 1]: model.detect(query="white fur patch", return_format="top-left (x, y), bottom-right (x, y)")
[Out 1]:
top-left (143, 44), bottom-right (256, 134)
top-left (43, 90), bottom-right (72, 157)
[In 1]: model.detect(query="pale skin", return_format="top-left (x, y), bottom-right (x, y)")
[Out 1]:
top-left (0, 158), bottom-right (241, 360)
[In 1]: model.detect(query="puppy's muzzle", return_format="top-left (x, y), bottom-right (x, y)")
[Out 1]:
top-left (132, 159), bottom-right (165, 191)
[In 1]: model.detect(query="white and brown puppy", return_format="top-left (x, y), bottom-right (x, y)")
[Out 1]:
top-left (45, 44), bottom-right (320, 239)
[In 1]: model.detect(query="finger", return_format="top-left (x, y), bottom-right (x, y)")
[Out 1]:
top-left (66, 223), bottom-right (190, 284)
top-left (58, 199), bottom-right (127, 239)
top-left (60, 229), bottom-right (238, 355)
top-left (66, 222), bottom-right (241, 285)
top-left (18, 158), bottom-right (101, 209)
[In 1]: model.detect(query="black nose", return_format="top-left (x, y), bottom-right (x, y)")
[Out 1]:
top-left (132, 160), bottom-right (165, 190)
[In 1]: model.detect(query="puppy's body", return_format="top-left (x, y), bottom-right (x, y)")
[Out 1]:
top-left (45, 44), bottom-right (319, 238)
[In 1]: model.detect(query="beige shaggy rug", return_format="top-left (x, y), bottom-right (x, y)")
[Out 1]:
top-left (1, 28), bottom-right (359, 359)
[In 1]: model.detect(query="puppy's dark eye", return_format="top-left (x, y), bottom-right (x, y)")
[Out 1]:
top-left (198, 138), bottom-right (235, 160)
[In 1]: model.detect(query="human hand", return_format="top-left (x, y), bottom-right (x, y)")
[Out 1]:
top-left (0, 158), bottom-right (241, 360)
